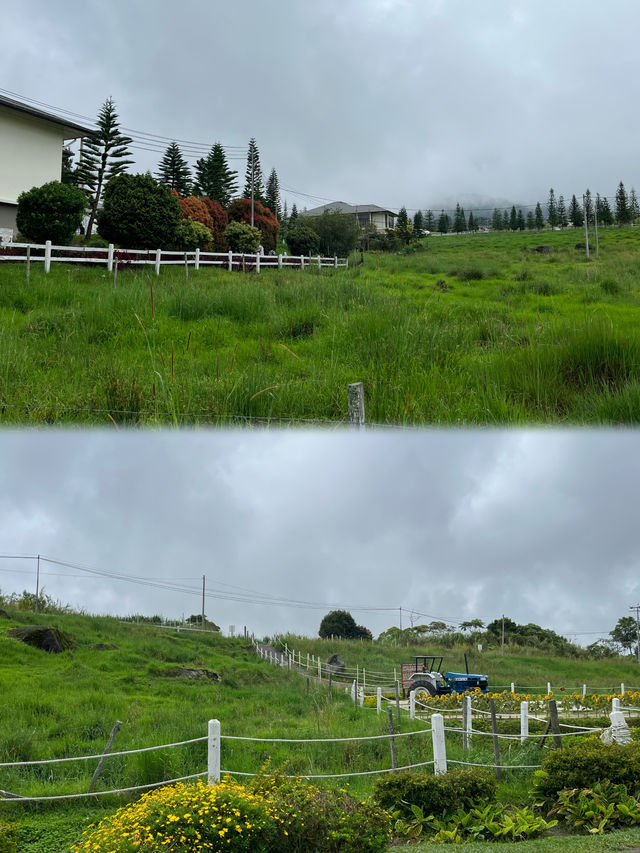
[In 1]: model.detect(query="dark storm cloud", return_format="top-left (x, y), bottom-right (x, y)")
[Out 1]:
top-left (0, 431), bottom-right (638, 641)
top-left (2, 0), bottom-right (638, 211)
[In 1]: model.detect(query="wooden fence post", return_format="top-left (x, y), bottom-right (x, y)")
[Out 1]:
top-left (318, 658), bottom-right (322, 679)
top-left (44, 240), bottom-right (51, 273)
top-left (520, 700), bottom-right (529, 743)
top-left (208, 719), bottom-right (220, 783)
top-left (432, 713), bottom-right (447, 775)
top-left (358, 686), bottom-right (364, 707)
top-left (377, 686), bottom-right (382, 715)
top-left (548, 699), bottom-right (562, 749)
top-left (409, 689), bottom-right (415, 719)
top-left (489, 698), bottom-right (502, 780)
top-left (88, 720), bottom-right (122, 793)
top-left (387, 706), bottom-right (397, 772)
top-left (348, 382), bottom-right (365, 428)
top-left (395, 680), bottom-right (401, 726)
top-left (300, 254), bottom-right (305, 270)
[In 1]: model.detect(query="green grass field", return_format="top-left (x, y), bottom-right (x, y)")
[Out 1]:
top-left (3, 610), bottom-right (640, 850)
top-left (2, 227), bottom-right (640, 425)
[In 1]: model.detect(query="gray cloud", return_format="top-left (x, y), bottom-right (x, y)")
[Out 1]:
top-left (2, 0), bottom-right (638, 211)
top-left (0, 430), bottom-right (638, 643)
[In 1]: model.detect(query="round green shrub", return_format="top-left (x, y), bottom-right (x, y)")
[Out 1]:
top-left (286, 224), bottom-right (320, 256)
top-left (16, 180), bottom-right (87, 244)
top-left (97, 173), bottom-right (181, 249)
top-left (372, 768), bottom-right (496, 819)
top-left (224, 221), bottom-right (261, 253)
top-left (173, 219), bottom-right (213, 251)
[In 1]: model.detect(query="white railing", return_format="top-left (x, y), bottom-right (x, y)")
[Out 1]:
top-left (0, 241), bottom-right (348, 274)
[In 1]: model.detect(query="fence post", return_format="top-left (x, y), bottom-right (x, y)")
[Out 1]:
top-left (547, 682), bottom-right (551, 695)
top-left (621, 683), bottom-right (625, 695)
top-left (317, 255), bottom-right (321, 269)
top-left (377, 686), bottom-right (382, 715)
top-left (489, 698), bottom-right (502, 780)
top-left (228, 250), bottom-right (233, 272)
top-left (363, 668), bottom-right (366, 689)
top-left (256, 252), bottom-right (260, 274)
top-left (358, 686), bottom-right (364, 707)
top-left (306, 652), bottom-right (309, 670)
top-left (511, 682), bottom-right (515, 694)
top-left (300, 254), bottom-right (305, 270)
top-left (348, 382), bottom-right (365, 428)
top-left (548, 699), bottom-right (562, 749)
top-left (318, 658), bottom-right (322, 679)
top-left (334, 255), bottom-right (338, 268)
top-left (194, 248), bottom-right (200, 271)
top-left (395, 680), bottom-right (401, 726)
top-left (107, 243), bottom-right (114, 273)
top-left (612, 697), bottom-right (621, 714)
top-left (432, 713), bottom-right (447, 775)
top-left (208, 719), bottom-right (220, 783)
top-left (387, 706), bottom-right (397, 772)
top-left (409, 689), bottom-right (415, 719)
top-left (465, 694), bottom-right (473, 749)
top-left (520, 700), bottom-right (529, 743)
top-left (278, 253), bottom-right (283, 269)
top-left (26, 245), bottom-right (31, 282)
top-left (44, 240), bottom-right (51, 273)
top-left (583, 684), bottom-right (587, 699)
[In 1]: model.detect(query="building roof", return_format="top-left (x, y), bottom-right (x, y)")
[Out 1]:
top-left (0, 94), bottom-right (94, 138)
top-left (303, 201), bottom-right (398, 217)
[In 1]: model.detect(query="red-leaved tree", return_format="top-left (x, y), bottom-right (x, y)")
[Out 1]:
top-left (200, 197), bottom-right (229, 251)
top-left (227, 198), bottom-right (279, 252)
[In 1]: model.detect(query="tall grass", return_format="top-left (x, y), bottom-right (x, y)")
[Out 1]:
top-left (2, 226), bottom-right (640, 424)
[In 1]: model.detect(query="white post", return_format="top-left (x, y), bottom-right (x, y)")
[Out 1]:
top-left (278, 253), bottom-right (283, 269)
top-left (363, 668), bottom-right (366, 689)
top-left (300, 255), bottom-right (305, 270)
top-left (409, 690), bottom-right (415, 719)
top-left (351, 680), bottom-right (356, 701)
top-left (583, 684), bottom-right (587, 698)
top-left (393, 667), bottom-right (397, 682)
top-left (306, 652), bottom-right (310, 670)
top-left (431, 713), bottom-right (447, 775)
top-left (318, 658), bottom-right (321, 679)
top-left (155, 248), bottom-right (161, 276)
top-left (377, 686), bottom-right (382, 715)
top-left (317, 255), bottom-right (321, 269)
top-left (256, 252), bottom-right (260, 273)
top-left (621, 683), bottom-right (625, 695)
top-left (334, 255), bottom-right (338, 268)
top-left (612, 697), bottom-right (621, 714)
top-left (312, 654), bottom-right (315, 663)
top-left (195, 248), bottom-right (200, 271)
top-left (356, 664), bottom-right (359, 688)
top-left (208, 719), bottom-right (220, 783)
top-left (107, 243), bottom-right (114, 272)
top-left (520, 700), bottom-right (529, 744)
top-left (358, 686), bottom-right (364, 707)
top-left (510, 682), bottom-right (515, 694)
top-left (465, 695), bottom-right (472, 747)
top-left (44, 240), bottom-right (51, 273)
top-left (547, 682), bottom-right (551, 695)
top-left (228, 250), bottom-right (233, 272)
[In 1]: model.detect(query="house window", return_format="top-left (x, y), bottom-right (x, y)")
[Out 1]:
top-left (356, 213), bottom-right (370, 227)
top-left (385, 214), bottom-right (395, 229)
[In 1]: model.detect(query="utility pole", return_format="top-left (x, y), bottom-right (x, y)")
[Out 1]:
top-left (630, 604), bottom-right (640, 663)
top-left (202, 575), bottom-right (206, 630)
top-left (34, 554), bottom-right (40, 613)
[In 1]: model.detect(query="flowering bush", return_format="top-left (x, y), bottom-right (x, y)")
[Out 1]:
top-left (71, 776), bottom-right (391, 853)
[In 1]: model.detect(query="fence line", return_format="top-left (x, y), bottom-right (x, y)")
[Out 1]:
top-left (0, 242), bottom-right (348, 274)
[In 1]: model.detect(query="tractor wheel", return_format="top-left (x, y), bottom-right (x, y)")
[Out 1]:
top-left (411, 680), bottom-right (436, 704)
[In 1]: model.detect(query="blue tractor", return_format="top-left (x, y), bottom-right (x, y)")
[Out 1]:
top-left (404, 656), bottom-right (489, 699)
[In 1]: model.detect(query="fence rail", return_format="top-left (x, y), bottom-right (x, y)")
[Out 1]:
top-left (0, 241), bottom-right (348, 274)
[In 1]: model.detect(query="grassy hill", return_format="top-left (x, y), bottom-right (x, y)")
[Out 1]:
top-left (2, 227), bottom-right (640, 425)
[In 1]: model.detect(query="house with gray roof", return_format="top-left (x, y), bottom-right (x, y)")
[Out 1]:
top-left (0, 94), bottom-right (93, 237)
top-left (303, 201), bottom-right (397, 231)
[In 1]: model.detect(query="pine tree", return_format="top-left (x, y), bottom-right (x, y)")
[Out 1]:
top-left (156, 142), bottom-right (192, 196)
top-left (597, 194), bottom-right (614, 226)
top-left (437, 210), bottom-right (450, 233)
top-left (453, 203), bottom-right (466, 232)
top-left (534, 202), bottom-right (544, 230)
top-left (568, 195), bottom-right (584, 228)
top-left (61, 147), bottom-right (78, 186)
top-left (289, 203), bottom-right (298, 225)
top-left (412, 209), bottom-right (424, 237)
top-left (526, 211), bottom-right (535, 230)
top-left (492, 208), bottom-right (502, 231)
top-left (76, 97), bottom-right (134, 237)
top-left (282, 199), bottom-right (288, 221)
top-left (502, 209), bottom-right (510, 230)
top-left (243, 138), bottom-right (265, 203)
top-left (615, 181), bottom-right (630, 224)
top-left (630, 188), bottom-right (639, 224)
top-left (509, 205), bottom-right (517, 231)
top-left (265, 168), bottom-right (281, 219)
top-left (547, 188), bottom-right (558, 227)
top-left (194, 143), bottom-right (238, 208)
top-left (424, 210), bottom-right (435, 230)
top-left (396, 206), bottom-right (412, 243)
top-left (584, 189), bottom-right (593, 224)
top-left (517, 209), bottom-right (525, 230)
top-left (557, 195), bottom-right (568, 228)
top-left (467, 211), bottom-right (476, 232)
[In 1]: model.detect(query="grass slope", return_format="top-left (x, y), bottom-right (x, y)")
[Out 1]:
top-left (2, 227), bottom-right (640, 424)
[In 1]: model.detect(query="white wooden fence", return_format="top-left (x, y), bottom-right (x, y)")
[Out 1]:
top-left (0, 242), bottom-right (348, 274)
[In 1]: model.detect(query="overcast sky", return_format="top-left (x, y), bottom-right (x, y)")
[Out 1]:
top-left (2, 0), bottom-right (638, 213)
top-left (0, 430), bottom-right (637, 643)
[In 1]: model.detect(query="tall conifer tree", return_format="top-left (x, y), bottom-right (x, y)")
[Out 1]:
top-left (265, 168), bottom-right (281, 219)
top-left (615, 181), bottom-right (630, 224)
top-left (77, 98), bottom-right (133, 237)
top-left (547, 188), bottom-right (558, 227)
top-left (243, 138), bottom-right (265, 203)
top-left (534, 202), bottom-right (544, 229)
top-left (194, 143), bottom-right (238, 207)
top-left (156, 142), bottom-right (192, 196)
top-left (569, 195), bottom-right (583, 227)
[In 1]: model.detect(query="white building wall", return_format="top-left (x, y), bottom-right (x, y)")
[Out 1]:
top-left (0, 106), bottom-right (65, 205)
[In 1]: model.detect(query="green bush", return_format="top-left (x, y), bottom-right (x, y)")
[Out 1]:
top-left (394, 802), bottom-right (556, 843)
top-left (71, 776), bottom-right (391, 853)
top-left (548, 781), bottom-right (640, 834)
top-left (300, 211), bottom-right (360, 256)
top-left (97, 173), bottom-right (181, 249)
top-left (533, 738), bottom-right (640, 807)
top-left (373, 768), bottom-right (496, 819)
top-left (224, 221), bottom-right (261, 253)
top-left (16, 180), bottom-right (87, 244)
top-left (286, 224), bottom-right (320, 256)
top-left (0, 823), bottom-right (18, 853)
top-left (173, 219), bottom-right (213, 250)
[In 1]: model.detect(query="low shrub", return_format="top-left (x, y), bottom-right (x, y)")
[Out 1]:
top-left (394, 802), bottom-right (556, 843)
top-left (173, 219), bottom-right (213, 250)
top-left (224, 221), bottom-right (261, 253)
top-left (97, 173), bottom-right (181, 249)
top-left (0, 822), bottom-right (18, 853)
top-left (548, 780), bottom-right (640, 834)
top-left (372, 768), bottom-right (496, 819)
top-left (16, 180), bottom-right (87, 244)
top-left (533, 738), bottom-right (640, 807)
top-left (71, 776), bottom-right (391, 853)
